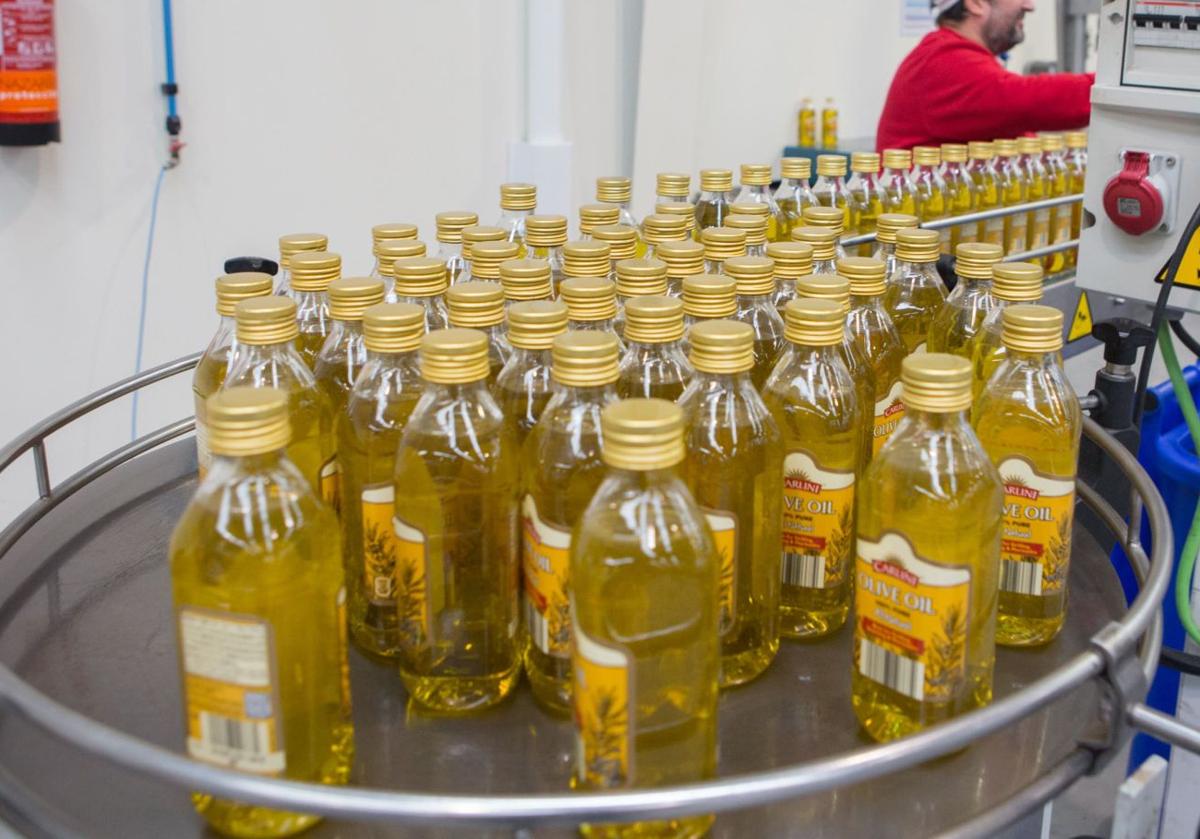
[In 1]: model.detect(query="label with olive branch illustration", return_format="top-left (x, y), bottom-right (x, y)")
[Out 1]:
top-left (702, 509), bottom-right (737, 635)
top-left (854, 532), bottom-right (970, 703)
top-left (997, 457), bottom-right (1075, 597)
top-left (780, 450), bottom-right (855, 591)
top-left (521, 495), bottom-right (572, 658)
top-left (872, 379), bottom-right (905, 455)
top-left (571, 606), bottom-right (632, 789)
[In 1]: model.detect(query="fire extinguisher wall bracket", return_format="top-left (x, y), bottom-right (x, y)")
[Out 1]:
top-left (0, 0), bottom-right (61, 146)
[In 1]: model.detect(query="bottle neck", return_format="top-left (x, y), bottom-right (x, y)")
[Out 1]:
top-left (786, 342), bottom-right (842, 365)
top-left (608, 464), bottom-right (682, 487)
top-left (894, 257), bottom-right (938, 276)
top-left (904, 406), bottom-right (972, 431)
top-left (555, 381), bottom-right (619, 404)
top-left (427, 379), bottom-right (493, 401)
top-left (366, 347), bottom-right (419, 366)
top-left (1005, 347), bottom-right (1061, 368)
top-left (507, 346), bottom-right (555, 367)
top-left (207, 448), bottom-right (287, 478)
top-left (691, 368), bottom-right (755, 389)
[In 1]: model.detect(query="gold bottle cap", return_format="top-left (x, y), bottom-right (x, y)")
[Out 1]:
top-left (525, 214), bottom-right (568, 247)
top-left (420, 328), bottom-right (491, 384)
top-left (562, 239), bottom-right (613, 278)
top-left (206, 387), bottom-right (290, 457)
top-left (436, 210), bottom-right (479, 244)
top-left (785, 297), bottom-right (846, 347)
top-left (375, 239), bottom-right (428, 276)
top-left (559, 276), bottom-right (617, 321)
top-left (1040, 133), bottom-right (1066, 152)
top-left (802, 205), bottom-right (845, 238)
top-left (894, 228), bottom-right (941, 263)
top-left (690, 319), bottom-right (755, 374)
top-left (992, 261), bottom-right (1045, 302)
top-left (790, 226), bottom-right (837, 260)
top-left (601, 398), bottom-right (686, 470)
top-left (328, 276), bottom-right (386, 320)
top-left (702, 226), bottom-right (748, 262)
top-left (363, 302), bottom-right (426, 352)
top-left (1017, 136), bottom-right (1043, 155)
top-left (955, 242), bottom-right (1005, 280)
top-left (724, 256), bottom-right (775, 295)
top-left (499, 258), bottom-right (553, 301)
top-left (591, 223), bottom-right (638, 260)
top-left (654, 201), bottom-right (697, 232)
top-left (500, 182), bottom-right (537, 211)
top-left (683, 273), bottom-right (738, 318)
top-left (446, 281), bottom-right (505, 328)
top-left (729, 201), bottom-right (770, 218)
top-left (766, 241), bottom-right (814, 279)
top-left (507, 300), bottom-right (569, 350)
top-left (215, 272), bottom-right (273, 317)
top-left (288, 251), bottom-right (341, 291)
top-left (781, 156), bottom-right (812, 180)
top-left (468, 239), bottom-right (521, 279)
top-left (371, 223), bottom-right (419, 251)
top-left (994, 138), bottom-right (1019, 157)
top-left (902, 353), bottom-right (973, 412)
top-left (740, 163), bottom-right (772, 186)
top-left (461, 225), bottom-right (507, 260)
top-left (699, 168), bottom-right (734, 192)
top-left (883, 148), bottom-right (912, 170)
top-left (941, 143), bottom-right (968, 163)
top-left (816, 154), bottom-right (846, 178)
top-left (1002, 304), bottom-right (1063, 353)
top-left (657, 171), bottom-right (691, 197)
top-left (838, 257), bottom-right (887, 296)
top-left (851, 152), bottom-right (881, 173)
top-left (913, 145), bottom-right (942, 166)
top-left (278, 232), bottom-right (327, 269)
top-left (596, 176), bottom-right (632, 203)
top-left (795, 274), bottom-right (851, 312)
top-left (642, 212), bottom-right (688, 245)
top-left (1066, 131), bottom-right (1088, 150)
top-left (968, 141), bottom-right (995, 160)
top-left (393, 256), bottom-right (450, 296)
top-left (616, 258), bottom-right (669, 297)
top-left (875, 213), bottom-right (920, 245)
top-left (624, 295), bottom-right (685, 343)
top-left (655, 238), bottom-right (706, 278)
top-left (579, 203), bottom-right (621, 236)
top-left (724, 211), bottom-right (769, 246)
top-left (552, 330), bottom-right (620, 387)
top-left (235, 296), bottom-right (300, 345)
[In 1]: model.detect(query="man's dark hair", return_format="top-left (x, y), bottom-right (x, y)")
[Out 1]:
top-left (937, 1), bottom-right (969, 23)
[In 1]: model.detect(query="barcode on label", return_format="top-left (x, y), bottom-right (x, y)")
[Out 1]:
top-left (1000, 558), bottom-right (1043, 596)
top-left (859, 637), bottom-right (925, 701)
top-left (781, 552), bottom-right (825, 589)
top-left (525, 597), bottom-right (550, 655)
top-left (199, 712), bottom-right (270, 759)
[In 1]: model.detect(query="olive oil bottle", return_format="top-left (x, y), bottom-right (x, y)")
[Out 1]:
top-left (973, 305), bottom-right (1080, 647)
top-left (494, 300), bottom-right (571, 446)
top-left (725, 256), bottom-right (786, 390)
top-left (1041, 133), bottom-right (1072, 274)
top-left (499, 257), bottom-right (554, 306)
top-left (883, 228), bottom-right (946, 354)
top-left (1064, 132), bottom-right (1088, 269)
top-left (445, 280), bottom-right (512, 382)
top-left (525, 214), bottom-right (569, 292)
top-left (966, 261), bottom-right (1044, 397)
top-left (847, 152), bottom-right (886, 257)
top-left (194, 272), bottom-right (274, 477)
top-left (580, 204), bottom-right (621, 239)
top-left (912, 146), bottom-right (951, 253)
top-left (812, 154), bottom-right (851, 228)
top-left (680, 320), bottom-right (783, 685)
top-left (374, 240), bottom-right (427, 303)
top-left (393, 328), bottom-right (521, 712)
top-left (596, 175), bottom-right (641, 234)
top-left (391, 256), bottom-right (452, 332)
top-left (592, 223), bottom-right (640, 273)
top-left (276, 232), bottom-right (327, 295)
top-left (461, 225), bottom-right (509, 277)
top-left (940, 143), bottom-right (977, 253)
top-left (726, 205), bottom-right (770, 258)
top-left (315, 277), bottom-right (387, 424)
top-left (873, 212), bottom-right (919, 278)
top-left (564, 239), bottom-right (614, 281)
top-left (225, 297), bottom-right (335, 503)
top-left (966, 142), bottom-right (1003, 248)
top-left (570, 398), bottom-right (719, 839)
top-left (618, 295), bottom-right (694, 401)
top-left (656, 238), bottom-right (706, 297)
top-left (802, 205), bottom-right (848, 259)
top-left (994, 139), bottom-right (1029, 256)
top-left (339, 303), bottom-right (427, 659)
top-left (732, 163), bottom-right (781, 241)
top-left (560, 276), bottom-right (623, 347)
top-left (763, 298), bottom-right (861, 638)
top-left (881, 149), bottom-right (918, 216)
top-left (1017, 136), bottom-right (1050, 256)
top-left (841, 257), bottom-right (906, 455)
top-left (613, 257), bottom-right (669, 336)
top-left (682, 273), bottom-right (738, 338)
top-left (656, 171), bottom-right (691, 203)
top-left (791, 226), bottom-right (840, 276)
top-left (461, 238), bottom-right (520, 286)
top-left (287, 250), bottom-right (341, 369)
top-left (926, 242), bottom-right (1004, 356)
top-left (656, 201), bottom-right (698, 242)
top-left (369, 222), bottom-right (418, 281)
top-left (695, 168), bottom-right (736, 231)
top-left (798, 98), bottom-right (816, 145)
top-left (641, 212), bottom-right (689, 259)
top-left (522, 331), bottom-right (621, 714)
top-left (702, 225), bottom-right (748, 274)
top-left (497, 182), bottom-right (537, 254)
top-left (171, 387), bottom-right (352, 838)
top-left (434, 210), bottom-right (479, 285)
top-left (774, 156), bottom-right (816, 241)
top-left (852, 354), bottom-right (1002, 742)
top-left (766, 240), bottom-right (814, 317)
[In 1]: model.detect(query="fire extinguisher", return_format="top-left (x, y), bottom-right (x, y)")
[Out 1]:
top-left (0, 0), bottom-right (59, 145)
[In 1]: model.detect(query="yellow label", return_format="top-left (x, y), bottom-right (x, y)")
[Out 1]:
top-left (336, 586), bottom-right (351, 717)
top-left (998, 457), bottom-right (1075, 596)
top-left (521, 495), bottom-right (572, 658)
top-left (179, 608), bottom-right (285, 774)
top-left (572, 613), bottom-right (631, 788)
top-left (780, 450), bottom-right (855, 591)
top-left (1068, 291), bottom-right (1092, 343)
top-left (320, 454), bottom-right (341, 513)
top-left (873, 379), bottom-right (905, 454)
top-left (854, 532), bottom-right (970, 703)
top-left (704, 509), bottom-right (738, 634)
top-left (392, 514), bottom-right (442, 649)
top-left (361, 485), bottom-right (400, 607)
top-left (1029, 211), bottom-right (1051, 251)
top-left (1163, 225), bottom-right (1200, 289)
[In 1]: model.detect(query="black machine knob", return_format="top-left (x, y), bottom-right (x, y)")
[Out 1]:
top-left (1091, 318), bottom-right (1155, 366)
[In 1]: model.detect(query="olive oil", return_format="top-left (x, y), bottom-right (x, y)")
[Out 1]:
top-left (702, 225), bottom-right (748, 274)
top-left (881, 149), bottom-right (918, 216)
top-left (802, 205), bottom-right (848, 259)
top-left (994, 139), bottom-right (1029, 256)
top-left (798, 98), bottom-right (816, 145)
top-left (525, 214), bottom-right (569, 293)
top-left (847, 152), bottom-right (886, 257)
top-left (392, 256), bottom-right (452, 332)
top-left (766, 240), bottom-right (814, 317)
top-left (1064, 132), bottom-right (1088, 269)
top-left (763, 299), bottom-right (862, 638)
top-left (732, 163), bottom-right (781, 241)
top-left (374, 239), bottom-right (427, 303)
top-left (926, 242), bottom-right (1004, 356)
top-left (841, 257), bottom-right (906, 456)
top-left (393, 328), bottom-right (521, 712)
top-left (812, 154), bottom-right (852, 230)
top-left (966, 142), bottom-right (1003, 248)
top-left (695, 168), bottom-right (735, 232)
top-left (461, 238), bottom-right (520, 286)
top-left (522, 331), bottom-right (621, 714)
top-left (570, 398), bottom-right (719, 839)
top-left (1041, 133), bottom-right (1072, 274)
top-left (873, 212), bottom-right (919, 278)
top-left (497, 182), bottom-right (537, 255)
top-left (276, 231), bottom-right (327, 295)
top-left (560, 275), bottom-right (623, 348)
top-left (171, 387), bottom-right (352, 838)
top-left (852, 354), bottom-right (1002, 742)
top-left (726, 204), bottom-right (771, 257)
top-left (912, 146), bottom-right (951, 253)
top-left (821, 98), bottom-right (838, 148)
top-left (682, 273), bottom-right (738, 339)
top-left (287, 250), bottom-right (341, 369)
top-left (369, 222), bottom-right (419, 284)
top-left (194, 272), bottom-right (274, 477)
top-left (580, 203), bottom-right (621, 239)
top-left (774, 157), bottom-right (816, 241)
top-left (618, 295), bottom-right (694, 401)
top-left (445, 281), bottom-right (512, 382)
top-left (967, 261), bottom-right (1044, 397)
top-left (791, 226), bottom-right (840, 276)
top-left (499, 257), bottom-right (554, 306)
top-left (434, 210), bottom-right (479, 285)
top-left (339, 303), bottom-right (426, 659)
top-left (883, 228), bottom-right (947, 354)
top-left (641, 212), bottom-right (689, 260)
top-left (655, 238), bottom-right (706, 297)
top-left (940, 143), bottom-right (977, 253)
top-left (494, 300), bottom-right (571, 446)
top-left (613, 257), bottom-right (670, 337)
top-left (1017, 136), bottom-right (1050, 256)
top-left (680, 321), bottom-right (783, 685)
top-left (973, 305), bottom-right (1080, 646)
top-left (725, 256), bottom-right (786, 390)
top-left (596, 176), bottom-right (642, 239)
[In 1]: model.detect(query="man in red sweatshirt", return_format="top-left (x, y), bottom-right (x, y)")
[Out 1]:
top-left (876, 0), bottom-right (1094, 151)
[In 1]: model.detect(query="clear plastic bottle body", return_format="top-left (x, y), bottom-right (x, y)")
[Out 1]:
top-left (1065, 147), bottom-right (1087, 268)
top-left (1018, 152), bottom-right (1050, 255)
top-left (912, 165), bottom-right (951, 252)
top-left (851, 407), bottom-right (1002, 742)
top-left (847, 171), bottom-right (887, 257)
top-left (528, 244), bottom-right (565, 294)
top-left (193, 317), bottom-right (237, 477)
top-left (478, 323), bottom-right (514, 384)
top-left (996, 156), bottom-right (1029, 255)
top-left (733, 185), bottom-right (781, 241)
top-left (812, 175), bottom-right (852, 230)
top-left (941, 161), bottom-right (978, 252)
top-left (493, 347), bottom-right (556, 448)
top-left (695, 189), bottom-right (734, 232)
top-left (393, 293), bottom-right (451, 333)
top-left (392, 381), bottom-right (521, 712)
top-left (847, 297), bottom-right (906, 456)
top-left (169, 450), bottom-right (352, 837)
top-left (291, 289), bottom-right (332, 369)
top-left (881, 167), bottom-right (919, 216)
top-left (883, 259), bottom-right (948, 354)
top-left (873, 241), bottom-right (897, 279)
top-left (314, 320), bottom-right (368, 421)
top-left (774, 177), bottom-right (816, 241)
top-left (1043, 149), bottom-right (1071, 274)
top-left (731, 294), bottom-right (788, 391)
top-left (496, 209), bottom-right (531, 256)
top-left (965, 299), bottom-right (1033, 398)
top-left (617, 340), bottom-right (694, 402)
top-left (926, 278), bottom-right (998, 357)
top-left (968, 158), bottom-right (1004, 247)
top-left (568, 317), bottom-right (626, 353)
top-left (438, 242), bottom-right (467, 286)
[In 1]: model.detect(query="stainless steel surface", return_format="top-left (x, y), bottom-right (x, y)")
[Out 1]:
top-left (841, 194), bottom-right (1084, 247)
top-left (1004, 238), bottom-right (1081, 264)
top-left (1129, 703), bottom-right (1200, 755)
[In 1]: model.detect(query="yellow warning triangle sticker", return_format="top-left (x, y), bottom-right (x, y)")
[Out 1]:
top-left (1068, 291), bottom-right (1093, 342)
top-left (1155, 225), bottom-right (1200, 289)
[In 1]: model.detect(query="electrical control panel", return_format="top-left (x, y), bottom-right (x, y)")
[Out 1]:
top-left (1124, 1), bottom-right (1200, 90)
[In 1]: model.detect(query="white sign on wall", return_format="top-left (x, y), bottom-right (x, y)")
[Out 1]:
top-left (900, 0), bottom-right (936, 37)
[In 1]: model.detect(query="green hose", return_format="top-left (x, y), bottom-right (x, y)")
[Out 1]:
top-left (1156, 323), bottom-right (1200, 646)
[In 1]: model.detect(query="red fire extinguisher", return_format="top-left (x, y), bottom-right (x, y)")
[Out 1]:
top-left (0, 0), bottom-right (59, 145)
